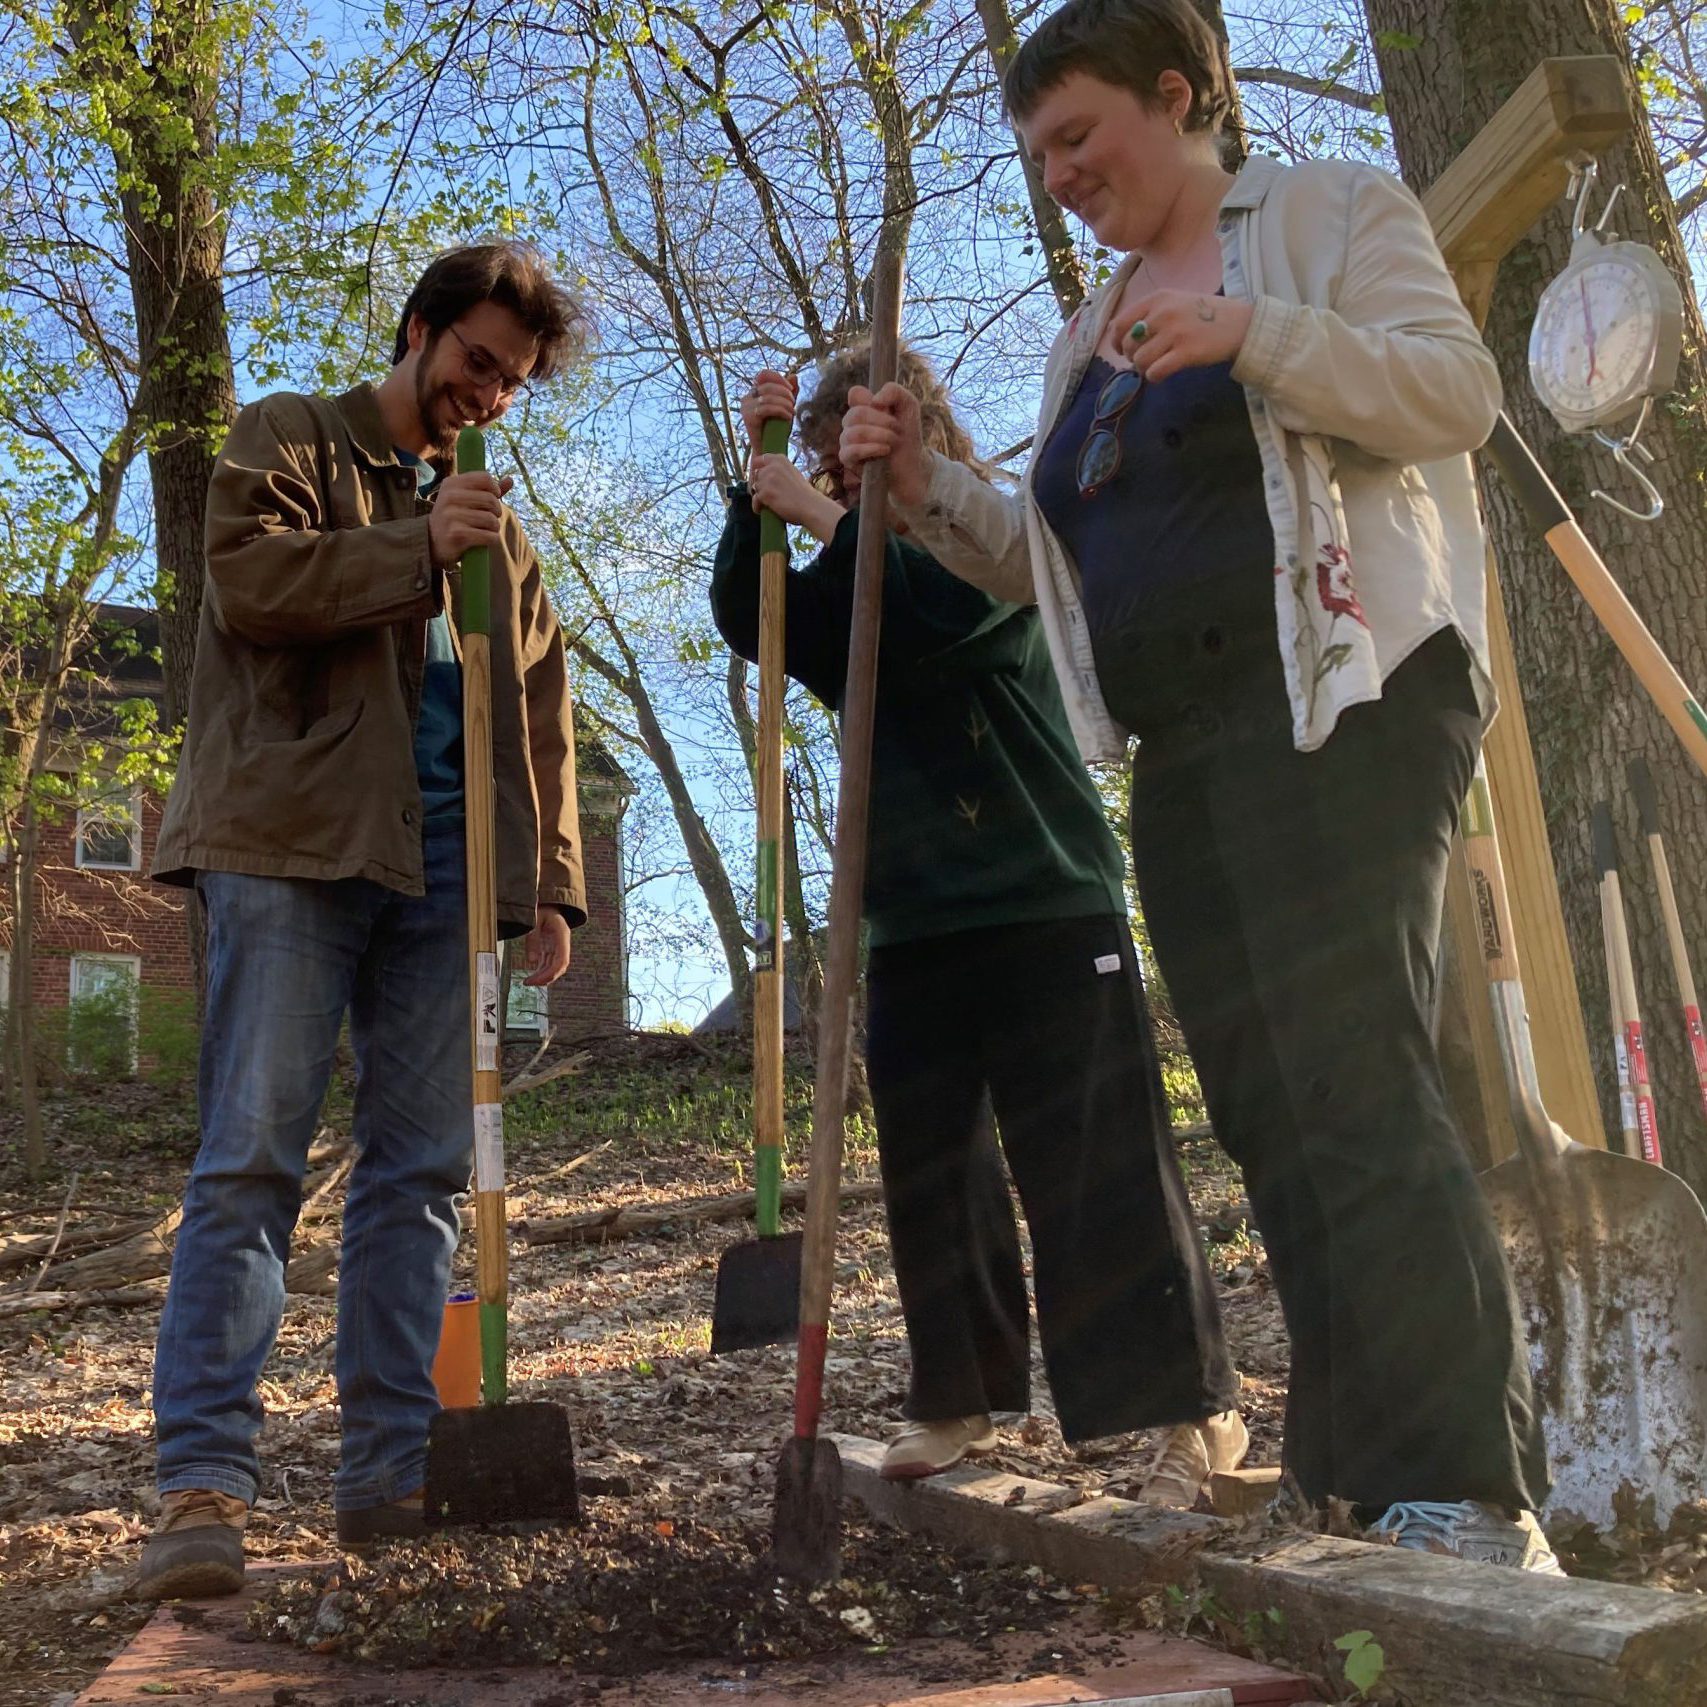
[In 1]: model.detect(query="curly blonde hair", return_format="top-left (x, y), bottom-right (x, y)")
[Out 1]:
top-left (796, 340), bottom-right (993, 498)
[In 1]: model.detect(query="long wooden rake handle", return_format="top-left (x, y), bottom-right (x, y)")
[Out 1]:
top-left (1631, 756), bottom-right (1707, 1127)
top-left (459, 426), bottom-right (509, 1404)
top-left (755, 415), bottom-right (792, 1237)
top-left (792, 245), bottom-right (906, 1444)
top-left (1483, 415), bottom-right (1707, 781)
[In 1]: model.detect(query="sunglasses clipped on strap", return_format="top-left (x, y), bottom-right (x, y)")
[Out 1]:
top-left (1076, 366), bottom-right (1144, 498)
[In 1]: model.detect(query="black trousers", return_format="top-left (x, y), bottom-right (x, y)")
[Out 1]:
top-left (1102, 605), bottom-right (1549, 1514)
top-left (865, 914), bottom-right (1238, 1443)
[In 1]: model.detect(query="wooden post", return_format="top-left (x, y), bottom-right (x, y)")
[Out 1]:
top-left (1419, 57), bottom-right (1629, 1160)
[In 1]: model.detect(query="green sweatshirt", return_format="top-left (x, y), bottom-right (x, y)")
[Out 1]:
top-left (711, 487), bottom-right (1125, 948)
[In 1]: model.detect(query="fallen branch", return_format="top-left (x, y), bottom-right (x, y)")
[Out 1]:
top-left (0, 1214), bottom-right (149, 1277)
top-left (284, 1244), bottom-right (338, 1296)
top-left (0, 1283), bottom-right (166, 1318)
top-left (524, 1178), bottom-right (885, 1248)
top-left (36, 1205), bottom-right (183, 1293)
top-left (502, 1049), bottom-right (591, 1100)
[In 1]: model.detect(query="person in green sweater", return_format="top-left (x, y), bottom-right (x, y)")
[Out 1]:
top-left (711, 344), bottom-right (1245, 1498)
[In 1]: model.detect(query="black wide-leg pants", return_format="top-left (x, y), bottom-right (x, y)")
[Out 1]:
top-left (1103, 613), bottom-right (1548, 1515)
top-left (865, 913), bottom-right (1238, 1444)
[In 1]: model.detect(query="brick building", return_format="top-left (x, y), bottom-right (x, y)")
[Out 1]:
top-left (2, 607), bottom-right (634, 1047)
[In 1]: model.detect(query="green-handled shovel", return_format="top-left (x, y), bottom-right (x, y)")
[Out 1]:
top-left (711, 414), bottom-right (804, 1356)
top-left (424, 425), bottom-right (578, 1528)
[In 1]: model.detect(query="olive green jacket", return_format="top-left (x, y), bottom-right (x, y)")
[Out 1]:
top-left (153, 382), bottom-right (585, 934)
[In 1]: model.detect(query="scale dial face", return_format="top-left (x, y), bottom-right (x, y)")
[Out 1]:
top-left (1529, 244), bottom-right (1681, 433)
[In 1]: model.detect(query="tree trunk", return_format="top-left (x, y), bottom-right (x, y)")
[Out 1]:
top-left (1188, 0), bottom-right (1251, 168)
top-left (973, 0), bottom-right (1088, 317)
top-left (1367, 0), bottom-right (1707, 1197)
top-left (101, 1), bottom-right (236, 728)
top-left (66, 2), bottom-right (235, 1016)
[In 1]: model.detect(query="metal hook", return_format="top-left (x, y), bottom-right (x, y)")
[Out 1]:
top-left (1567, 156), bottom-right (1600, 240)
top-left (1592, 400), bottom-right (1665, 522)
top-left (1565, 156), bottom-right (1628, 244)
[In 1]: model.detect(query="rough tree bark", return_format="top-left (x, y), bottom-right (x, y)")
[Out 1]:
top-left (1367, 1), bottom-right (1707, 1196)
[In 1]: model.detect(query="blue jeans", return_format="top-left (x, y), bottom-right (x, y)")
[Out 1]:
top-left (153, 823), bottom-right (471, 1513)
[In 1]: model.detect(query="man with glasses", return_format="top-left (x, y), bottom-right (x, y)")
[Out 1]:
top-left (140, 243), bottom-right (590, 1598)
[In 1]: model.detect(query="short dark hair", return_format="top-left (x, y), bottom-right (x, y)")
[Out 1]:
top-left (392, 241), bottom-right (591, 382)
top-left (1004, 0), bottom-right (1233, 135)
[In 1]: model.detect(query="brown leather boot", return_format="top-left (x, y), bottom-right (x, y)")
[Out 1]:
top-left (136, 1489), bottom-right (247, 1600)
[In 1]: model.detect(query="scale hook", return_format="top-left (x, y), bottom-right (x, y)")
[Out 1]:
top-left (1591, 400), bottom-right (1665, 523)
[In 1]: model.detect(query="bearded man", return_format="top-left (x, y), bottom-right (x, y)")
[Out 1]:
top-left (139, 243), bottom-right (589, 1597)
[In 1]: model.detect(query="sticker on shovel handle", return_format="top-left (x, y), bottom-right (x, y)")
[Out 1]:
top-left (474, 1102), bottom-right (505, 1192)
top-left (755, 839), bottom-right (780, 973)
top-left (477, 951), bottom-right (500, 1073)
top-left (1461, 774), bottom-right (1518, 983)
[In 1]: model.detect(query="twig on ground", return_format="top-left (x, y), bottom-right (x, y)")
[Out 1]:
top-left (524, 1178), bottom-right (885, 1248)
top-left (503, 1049), bottom-right (592, 1100)
top-left (24, 1171), bottom-right (79, 1295)
top-left (525, 1141), bottom-right (613, 1188)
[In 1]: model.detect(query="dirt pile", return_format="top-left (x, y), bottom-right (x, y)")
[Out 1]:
top-left (248, 1505), bottom-right (1088, 1671)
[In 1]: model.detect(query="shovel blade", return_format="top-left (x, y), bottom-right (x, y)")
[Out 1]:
top-left (424, 1402), bottom-right (579, 1529)
top-left (771, 1435), bottom-right (843, 1585)
top-left (710, 1232), bottom-right (803, 1355)
top-left (1484, 1144), bottom-right (1707, 1529)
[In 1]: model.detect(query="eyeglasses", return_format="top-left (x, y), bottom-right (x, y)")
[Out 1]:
top-left (1076, 366), bottom-right (1144, 497)
top-left (445, 324), bottom-right (531, 400)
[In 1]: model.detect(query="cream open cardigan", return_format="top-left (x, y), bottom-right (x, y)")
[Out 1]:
top-left (894, 152), bottom-right (1502, 762)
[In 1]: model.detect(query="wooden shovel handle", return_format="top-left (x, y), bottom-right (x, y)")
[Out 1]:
top-left (458, 426), bottom-right (508, 1402)
top-left (1629, 757), bottom-right (1707, 1123)
top-left (793, 244), bottom-right (905, 1438)
top-left (1484, 415), bottom-right (1707, 781)
top-left (1594, 802), bottom-right (1644, 1160)
top-left (1631, 756), bottom-right (1703, 1011)
top-left (755, 415), bottom-right (791, 1235)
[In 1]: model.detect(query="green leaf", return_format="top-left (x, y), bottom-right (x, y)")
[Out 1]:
top-left (1375, 29), bottom-right (1422, 50)
top-left (1334, 1629), bottom-right (1386, 1694)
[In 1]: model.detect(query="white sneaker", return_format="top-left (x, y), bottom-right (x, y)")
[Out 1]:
top-left (880, 1414), bottom-right (998, 1481)
top-left (1136, 1409), bottom-right (1250, 1508)
top-left (1367, 1500), bottom-right (1565, 1575)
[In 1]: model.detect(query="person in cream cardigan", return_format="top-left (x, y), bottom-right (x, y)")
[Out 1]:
top-left (839, 0), bottom-right (1560, 1576)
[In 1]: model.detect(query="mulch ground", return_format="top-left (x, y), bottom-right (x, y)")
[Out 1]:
top-left (249, 1508), bottom-right (1083, 1672)
top-left (2, 1030), bottom-right (1697, 1705)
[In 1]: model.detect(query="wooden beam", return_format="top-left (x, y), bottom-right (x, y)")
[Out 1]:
top-left (1423, 56), bottom-right (1630, 266)
top-left (1421, 57), bottom-right (1632, 1159)
top-left (836, 1435), bottom-right (1707, 1707)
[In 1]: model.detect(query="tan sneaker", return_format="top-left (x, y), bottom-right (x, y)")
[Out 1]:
top-left (136, 1489), bottom-right (248, 1600)
top-left (880, 1414), bottom-right (999, 1481)
top-left (1135, 1409), bottom-right (1250, 1508)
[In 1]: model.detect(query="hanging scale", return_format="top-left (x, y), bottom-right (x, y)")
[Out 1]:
top-left (1527, 156), bottom-right (1684, 522)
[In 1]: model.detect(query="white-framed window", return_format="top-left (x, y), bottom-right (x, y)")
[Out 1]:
top-left (507, 964), bottom-right (550, 1036)
top-left (69, 953), bottom-right (141, 1072)
top-left (75, 784), bottom-right (142, 871)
